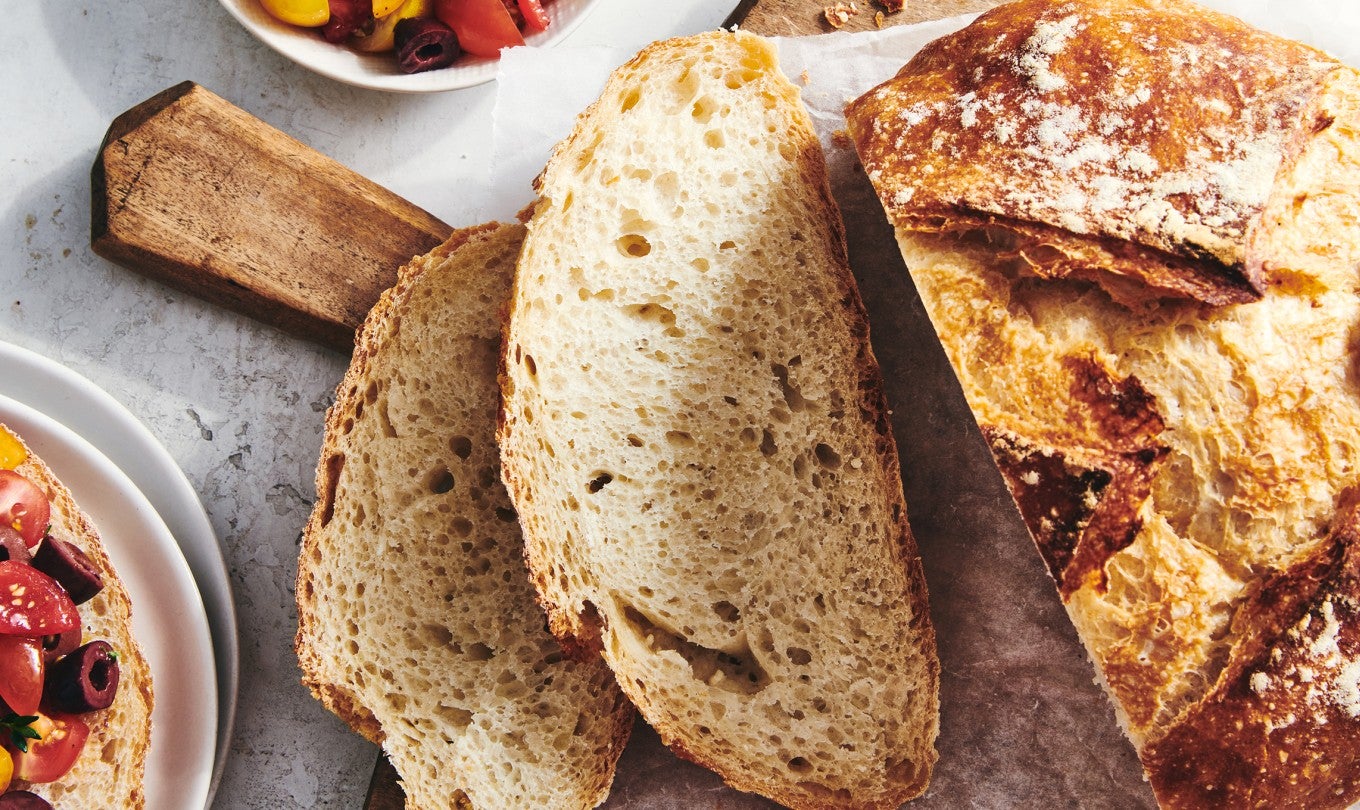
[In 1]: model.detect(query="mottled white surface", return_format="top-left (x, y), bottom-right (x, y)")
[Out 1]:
top-left (0, 1), bottom-right (733, 807)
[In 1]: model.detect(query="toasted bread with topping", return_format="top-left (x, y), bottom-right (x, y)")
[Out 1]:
top-left (3, 425), bottom-right (155, 808)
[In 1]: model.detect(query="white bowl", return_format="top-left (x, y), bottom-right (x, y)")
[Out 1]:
top-left (217, 0), bottom-right (602, 92)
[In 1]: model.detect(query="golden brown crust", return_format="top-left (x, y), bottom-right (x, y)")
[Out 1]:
top-left (1142, 489), bottom-right (1360, 809)
top-left (7, 429), bottom-right (155, 808)
top-left (845, 0), bottom-right (1341, 307)
top-left (983, 356), bottom-right (1169, 597)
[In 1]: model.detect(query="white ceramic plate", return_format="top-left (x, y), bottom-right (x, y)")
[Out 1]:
top-left (0, 394), bottom-right (216, 808)
top-left (217, 0), bottom-right (603, 92)
top-left (0, 341), bottom-right (237, 808)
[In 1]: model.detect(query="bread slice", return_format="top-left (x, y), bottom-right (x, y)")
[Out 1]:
top-left (295, 223), bottom-right (632, 809)
top-left (498, 31), bottom-right (940, 809)
top-left (847, 0), bottom-right (1360, 806)
top-left (3, 424), bottom-right (155, 808)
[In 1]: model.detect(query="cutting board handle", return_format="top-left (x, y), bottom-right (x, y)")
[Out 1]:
top-left (91, 81), bottom-right (452, 351)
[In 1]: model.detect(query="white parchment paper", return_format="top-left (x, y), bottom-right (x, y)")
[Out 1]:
top-left (487, 4), bottom-right (1360, 807)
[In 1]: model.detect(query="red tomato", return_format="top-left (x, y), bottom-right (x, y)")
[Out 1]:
top-left (8, 712), bottom-right (89, 783)
top-left (0, 562), bottom-right (79, 637)
top-left (433, 0), bottom-right (525, 58)
top-left (517, 0), bottom-right (551, 31)
top-left (0, 471), bottom-right (50, 549)
top-left (0, 636), bottom-right (43, 715)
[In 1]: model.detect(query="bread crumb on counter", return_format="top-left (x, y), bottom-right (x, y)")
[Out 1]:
top-left (824, 2), bottom-right (858, 29)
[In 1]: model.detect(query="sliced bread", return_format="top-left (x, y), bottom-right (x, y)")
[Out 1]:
top-left (499, 31), bottom-right (940, 809)
top-left (295, 222), bottom-right (633, 809)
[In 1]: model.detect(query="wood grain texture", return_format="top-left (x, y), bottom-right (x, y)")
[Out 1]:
top-left (739, 0), bottom-right (1001, 36)
top-left (91, 81), bottom-right (451, 351)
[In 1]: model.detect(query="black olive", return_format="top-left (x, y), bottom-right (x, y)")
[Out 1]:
top-left (394, 17), bottom-right (462, 74)
top-left (30, 535), bottom-right (103, 605)
top-left (0, 525), bottom-right (30, 565)
top-left (40, 625), bottom-right (81, 665)
top-left (0, 791), bottom-right (54, 810)
top-left (45, 640), bottom-right (120, 713)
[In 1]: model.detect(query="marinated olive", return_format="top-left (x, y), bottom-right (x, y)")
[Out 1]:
top-left (44, 641), bottom-right (119, 713)
top-left (394, 17), bottom-right (461, 73)
top-left (0, 791), bottom-right (53, 810)
top-left (30, 536), bottom-right (102, 606)
top-left (40, 626), bottom-right (81, 665)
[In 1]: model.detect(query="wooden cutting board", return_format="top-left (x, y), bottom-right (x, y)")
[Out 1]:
top-left (91, 0), bottom-right (1001, 353)
top-left (92, 2), bottom-right (1001, 807)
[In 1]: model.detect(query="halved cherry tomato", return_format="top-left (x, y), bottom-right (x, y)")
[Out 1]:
top-left (517, 0), bottom-right (550, 32)
top-left (0, 471), bottom-right (50, 549)
top-left (0, 562), bottom-right (79, 637)
top-left (8, 711), bottom-right (89, 783)
top-left (433, 0), bottom-right (524, 58)
top-left (0, 636), bottom-right (44, 715)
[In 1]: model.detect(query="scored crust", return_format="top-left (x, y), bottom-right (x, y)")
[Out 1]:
top-left (5, 427), bottom-right (155, 809)
top-left (845, 0), bottom-right (1342, 307)
top-left (848, 0), bottom-right (1360, 806)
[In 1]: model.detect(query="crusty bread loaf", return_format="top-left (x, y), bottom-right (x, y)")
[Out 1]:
top-left (847, 0), bottom-right (1360, 806)
top-left (294, 223), bottom-right (632, 809)
top-left (498, 31), bottom-right (940, 809)
top-left (5, 425), bottom-right (155, 809)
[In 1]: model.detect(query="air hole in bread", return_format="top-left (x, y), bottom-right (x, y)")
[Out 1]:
top-left (439, 705), bottom-right (473, 731)
top-left (451, 517), bottom-right (472, 537)
top-left (318, 453), bottom-right (344, 528)
top-left (626, 434), bottom-right (644, 447)
top-left (449, 435), bottom-right (472, 459)
top-left (786, 647), bottom-right (812, 666)
top-left (623, 302), bottom-right (676, 326)
top-left (788, 756), bottom-right (812, 773)
top-left (691, 94), bottom-right (717, 123)
top-left (616, 234), bottom-right (652, 258)
top-left (427, 468), bottom-right (455, 494)
top-left (586, 472), bottom-right (614, 493)
top-left (814, 444), bottom-right (841, 469)
top-left (522, 353), bottom-right (537, 377)
top-left (620, 605), bottom-right (770, 695)
top-left (692, 258), bottom-right (710, 273)
top-left (793, 455), bottom-right (808, 479)
top-left (494, 507), bottom-right (517, 523)
top-left (712, 600), bottom-right (740, 622)
top-left (665, 430), bottom-right (696, 448)
top-left (771, 364), bottom-right (808, 412)
top-left (760, 429), bottom-right (778, 456)
top-left (465, 642), bottom-right (494, 661)
top-left (620, 88), bottom-right (641, 112)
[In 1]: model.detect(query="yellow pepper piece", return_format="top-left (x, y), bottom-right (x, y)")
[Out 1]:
top-left (373, 0), bottom-right (405, 16)
top-left (0, 426), bottom-right (27, 470)
top-left (259, 0), bottom-right (330, 27)
top-left (354, 0), bottom-right (429, 52)
top-left (0, 746), bottom-right (12, 793)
